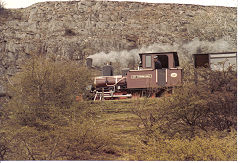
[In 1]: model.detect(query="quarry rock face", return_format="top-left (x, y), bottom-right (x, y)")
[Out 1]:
top-left (0, 0), bottom-right (237, 95)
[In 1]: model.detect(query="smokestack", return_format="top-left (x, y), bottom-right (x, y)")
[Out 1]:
top-left (86, 57), bottom-right (93, 68)
top-left (102, 63), bottom-right (114, 76)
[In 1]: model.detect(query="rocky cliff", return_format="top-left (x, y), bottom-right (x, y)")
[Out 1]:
top-left (0, 0), bottom-right (237, 95)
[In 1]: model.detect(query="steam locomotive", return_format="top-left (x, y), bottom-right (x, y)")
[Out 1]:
top-left (87, 52), bottom-right (183, 100)
top-left (86, 51), bottom-right (236, 101)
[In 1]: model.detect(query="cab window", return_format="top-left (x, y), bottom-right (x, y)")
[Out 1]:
top-left (146, 55), bottom-right (152, 68)
top-left (158, 55), bottom-right (169, 68)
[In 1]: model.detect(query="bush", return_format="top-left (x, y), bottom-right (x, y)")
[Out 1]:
top-left (126, 130), bottom-right (236, 161)
top-left (127, 65), bottom-right (237, 161)
top-left (2, 117), bottom-right (117, 160)
top-left (1, 56), bottom-right (119, 160)
top-left (131, 65), bottom-right (237, 138)
top-left (6, 55), bottom-right (93, 128)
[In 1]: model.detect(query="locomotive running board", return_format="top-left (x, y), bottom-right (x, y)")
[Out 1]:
top-left (103, 94), bottom-right (132, 98)
top-left (94, 91), bottom-right (132, 101)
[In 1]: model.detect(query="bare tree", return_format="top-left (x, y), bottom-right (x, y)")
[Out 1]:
top-left (0, 0), bottom-right (5, 11)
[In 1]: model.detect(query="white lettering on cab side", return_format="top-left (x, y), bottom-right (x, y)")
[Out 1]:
top-left (131, 74), bottom-right (152, 79)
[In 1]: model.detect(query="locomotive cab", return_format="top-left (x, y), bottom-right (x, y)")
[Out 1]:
top-left (139, 52), bottom-right (179, 69)
top-left (126, 52), bottom-right (182, 89)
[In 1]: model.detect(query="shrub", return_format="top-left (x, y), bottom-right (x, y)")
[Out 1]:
top-left (2, 118), bottom-right (116, 160)
top-left (127, 65), bottom-right (237, 161)
top-left (126, 130), bottom-right (236, 161)
top-left (1, 56), bottom-right (119, 160)
top-left (131, 65), bottom-right (237, 138)
top-left (6, 55), bottom-right (93, 128)
top-left (1, 103), bottom-right (118, 160)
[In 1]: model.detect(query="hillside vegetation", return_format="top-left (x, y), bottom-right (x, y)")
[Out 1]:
top-left (0, 57), bottom-right (237, 160)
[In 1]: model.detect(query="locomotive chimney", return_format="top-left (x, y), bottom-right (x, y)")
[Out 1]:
top-left (86, 57), bottom-right (93, 68)
top-left (102, 62), bottom-right (114, 76)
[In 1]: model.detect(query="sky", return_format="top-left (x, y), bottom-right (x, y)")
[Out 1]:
top-left (3, 0), bottom-right (238, 9)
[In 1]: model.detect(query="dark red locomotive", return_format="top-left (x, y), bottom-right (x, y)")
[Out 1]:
top-left (88, 52), bottom-right (183, 100)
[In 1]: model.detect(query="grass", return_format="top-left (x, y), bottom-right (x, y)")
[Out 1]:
top-left (87, 99), bottom-right (143, 160)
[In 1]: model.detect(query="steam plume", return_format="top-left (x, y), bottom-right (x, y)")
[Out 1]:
top-left (88, 37), bottom-right (236, 69)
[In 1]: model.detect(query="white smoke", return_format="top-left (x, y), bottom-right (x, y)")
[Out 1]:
top-left (88, 37), bottom-right (236, 69)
